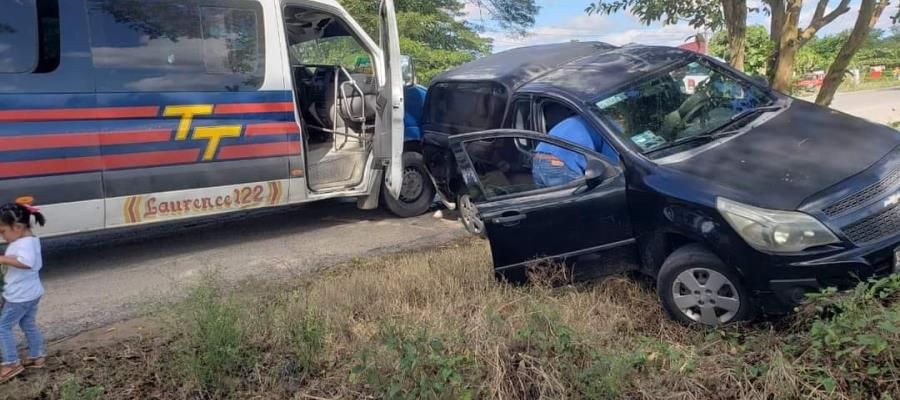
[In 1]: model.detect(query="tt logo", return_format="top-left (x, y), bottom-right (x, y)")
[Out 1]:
top-left (163, 105), bottom-right (242, 161)
top-left (885, 192), bottom-right (900, 209)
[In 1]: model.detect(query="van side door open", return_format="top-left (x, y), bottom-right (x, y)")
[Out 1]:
top-left (376, 0), bottom-right (404, 199)
top-left (449, 130), bottom-right (633, 280)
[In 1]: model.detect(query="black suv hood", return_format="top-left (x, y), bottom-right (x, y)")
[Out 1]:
top-left (666, 100), bottom-right (900, 210)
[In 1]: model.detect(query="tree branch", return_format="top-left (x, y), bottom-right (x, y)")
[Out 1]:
top-left (799, 0), bottom-right (851, 44)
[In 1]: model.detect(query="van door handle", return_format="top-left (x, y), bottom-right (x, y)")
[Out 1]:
top-left (492, 211), bottom-right (526, 226)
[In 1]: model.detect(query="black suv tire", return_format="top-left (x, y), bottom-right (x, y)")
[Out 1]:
top-left (657, 244), bottom-right (752, 326)
top-left (382, 152), bottom-right (435, 218)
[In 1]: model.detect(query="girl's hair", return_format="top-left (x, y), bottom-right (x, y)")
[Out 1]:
top-left (0, 203), bottom-right (46, 228)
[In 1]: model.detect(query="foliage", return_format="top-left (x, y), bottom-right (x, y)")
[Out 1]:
top-left (710, 25), bottom-right (773, 74)
top-left (585, 0), bottom-right (724, 31)
top-left (172, 281), bottom-right (257, 396)
top-left (339, 0), bottom-right (537, 84)
top-left (57, 377), bottom-right (105, 400)
top-left (800, 275), bottom-right (900, 396)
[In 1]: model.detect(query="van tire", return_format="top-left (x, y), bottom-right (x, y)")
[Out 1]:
top-left (382, 151), bottom-right (435, 218)
top-left (657, 244), bottom-right (752, 327)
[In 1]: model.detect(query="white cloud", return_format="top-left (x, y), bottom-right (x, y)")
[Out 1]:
top-left (487, 14), bottom-right (705, 52)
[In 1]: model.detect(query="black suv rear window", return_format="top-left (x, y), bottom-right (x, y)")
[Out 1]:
top-left (0, 0), bottom-right (39, 73)
top-left (425, 82), bottom-right (507, 134)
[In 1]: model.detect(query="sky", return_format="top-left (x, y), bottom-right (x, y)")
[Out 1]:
top-left (464, 0), bottom-right (899, 53)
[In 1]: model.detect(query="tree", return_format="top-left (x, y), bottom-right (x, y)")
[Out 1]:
top-left (710, 25), bottom-right (773, 75)
top-left (765, 0), bottom-right (852, 92)
top-left (340, 0), bottom-right (538, 84)
top-left (816, 0), bottom-right (891, 106)
top-left (585, 0), bottom-right (749, 71)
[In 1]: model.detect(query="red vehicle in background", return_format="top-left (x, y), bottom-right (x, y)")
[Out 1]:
top-left (795, 72), bottom-right (825, 92)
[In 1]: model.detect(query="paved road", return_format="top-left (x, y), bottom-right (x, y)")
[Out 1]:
top-left (37, 201), bottom-right (464, 341)
top-left (817, 87), bottom-right (900, 125)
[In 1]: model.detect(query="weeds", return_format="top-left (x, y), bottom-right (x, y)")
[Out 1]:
top-left (170, 279), bottom-right (257, 396)
top-left (12, 238), bottom-right (900, 399)
top-left (57, 376), bottom-right (104, 400)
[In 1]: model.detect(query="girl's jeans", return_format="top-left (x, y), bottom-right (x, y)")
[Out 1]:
top-left (0, 297), bottom-right (46, 365)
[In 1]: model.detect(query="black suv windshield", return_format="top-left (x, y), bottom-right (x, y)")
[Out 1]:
top-left (592, 60), bottom-right (775, 158)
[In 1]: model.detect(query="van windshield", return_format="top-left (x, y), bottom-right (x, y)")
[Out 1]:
top-left (592, 61), bottom-right (775, 158)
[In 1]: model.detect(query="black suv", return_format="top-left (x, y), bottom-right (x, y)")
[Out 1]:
top-left (420, 42), bottom-right (900, 326)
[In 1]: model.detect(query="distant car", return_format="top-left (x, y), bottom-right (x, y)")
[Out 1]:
top-left (795, 73), bottom-right (824, 91)
top-left (420, 42), bottom-right (900, 327)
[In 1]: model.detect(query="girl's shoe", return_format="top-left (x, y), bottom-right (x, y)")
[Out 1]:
top-left (22, 356), bottom-right (46, 369)
top-left (0, 363), bottom-right (24, 383)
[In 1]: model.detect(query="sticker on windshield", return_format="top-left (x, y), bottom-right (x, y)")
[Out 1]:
top-left (631, 130), bottom-right (666, 151)
top-left (595, 93), bottom-right (628, 110)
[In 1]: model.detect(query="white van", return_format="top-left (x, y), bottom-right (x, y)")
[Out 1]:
top-left (0, 0), bottom-right (434, 237)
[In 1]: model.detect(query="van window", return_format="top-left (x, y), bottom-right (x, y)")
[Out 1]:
top-left (86, 0), bottom-right (264, 92)
top-left (0, 0), bottom-right (39, 73)
top-left (290, 36), bottom-right (372, 74)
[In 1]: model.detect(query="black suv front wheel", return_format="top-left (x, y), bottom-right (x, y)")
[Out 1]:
top-left (657, 244), bottom-right (752, 327)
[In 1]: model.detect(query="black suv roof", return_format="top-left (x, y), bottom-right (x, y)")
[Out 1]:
top-left (431, 41), bottom-right (697, 102)
top-left (430, 42), bottom-right (616, 94)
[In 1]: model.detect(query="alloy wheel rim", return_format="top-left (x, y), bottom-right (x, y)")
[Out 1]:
top-left (672, 268), bottom-right (741, 326)
top-left (459, 195), bottom-right (484, 235)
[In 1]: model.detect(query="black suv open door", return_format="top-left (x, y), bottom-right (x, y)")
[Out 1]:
top-left (449, 130), bottom-right (634, 280)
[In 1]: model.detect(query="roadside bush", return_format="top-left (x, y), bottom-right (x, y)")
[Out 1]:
top-left (351, 326), bottom-right (481, 400)
top-left (170, 279), bottom-right (257, 396)
top-left (799, 275), bottom-right (900, 396)
top-left (57, 376), bottom-right (104, 400)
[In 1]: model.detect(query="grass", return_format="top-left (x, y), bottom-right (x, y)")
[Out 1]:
top-left (3, 237), bottom-right (899, 399)
top-left (838, 77), bottom-right (900, 93)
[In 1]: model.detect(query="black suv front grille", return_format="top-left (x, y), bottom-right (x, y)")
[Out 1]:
top-left (823, 167), bottom-right (900, 217)
top-left (842, 204), bottom-right (900, 245)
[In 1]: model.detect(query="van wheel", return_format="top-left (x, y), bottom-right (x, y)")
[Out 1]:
top-left (382, 152), bottom-right (435, 218)
top-left (657, 244), bottom-right (752, 327)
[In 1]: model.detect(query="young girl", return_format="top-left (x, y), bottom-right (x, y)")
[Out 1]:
top-left (0, 203), bottom-right (47, 383)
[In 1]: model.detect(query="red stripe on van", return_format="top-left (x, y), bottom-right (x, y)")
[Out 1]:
top-left (214, 102), bottom-right (295, 115)
top-left (245, 122), bottom-right (300, 136)
top-left (217, 141), bottom-right (301, 160)
top-left (103, 149), bottom-right (200, 169)
top-left (0, 129), bottom-right (172, 151)
top-left (0, 148), bottom-right (200, 178)
top-left (100, 129), bottom-right (173, 145)
top-left (0, 106), bottom-right (160, 122)
top-left (0, 132), bottom-right (100, 151)
top-left (0, 157), bottom-right (104, 178)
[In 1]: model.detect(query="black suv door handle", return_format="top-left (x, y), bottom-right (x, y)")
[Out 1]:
top-left (492, 211), bottom-right (526, 226)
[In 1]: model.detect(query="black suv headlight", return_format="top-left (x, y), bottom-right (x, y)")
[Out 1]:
top-left (717, 197), bottom-right (840, 253)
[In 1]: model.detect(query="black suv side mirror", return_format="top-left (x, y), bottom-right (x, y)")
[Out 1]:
top-left (584, 158), bottom-right (611, 188)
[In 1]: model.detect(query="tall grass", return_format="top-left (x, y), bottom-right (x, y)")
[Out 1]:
top-left (20, 238), bottom-right (900, 399)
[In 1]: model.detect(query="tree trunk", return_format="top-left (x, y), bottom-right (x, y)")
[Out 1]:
top-left (722, 0), bottom-right (748, 71)
top-left (816, 0), bottom-right (889, 106)
top-left (770, 0), bottom-right (803, 92)
top-left (765, 0), bottom-right (786, 80)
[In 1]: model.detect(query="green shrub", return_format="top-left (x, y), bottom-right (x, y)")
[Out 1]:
top-left (174, 281), bottom-right (256, 396)
top-left (803, 275), bottom-right (900, 396)
top-left (351, 327), bottom-right (479, 400)
top-left (278, 301), bottom-right (325, 378)
top-left (58, 376), bottom-right (104, 400)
